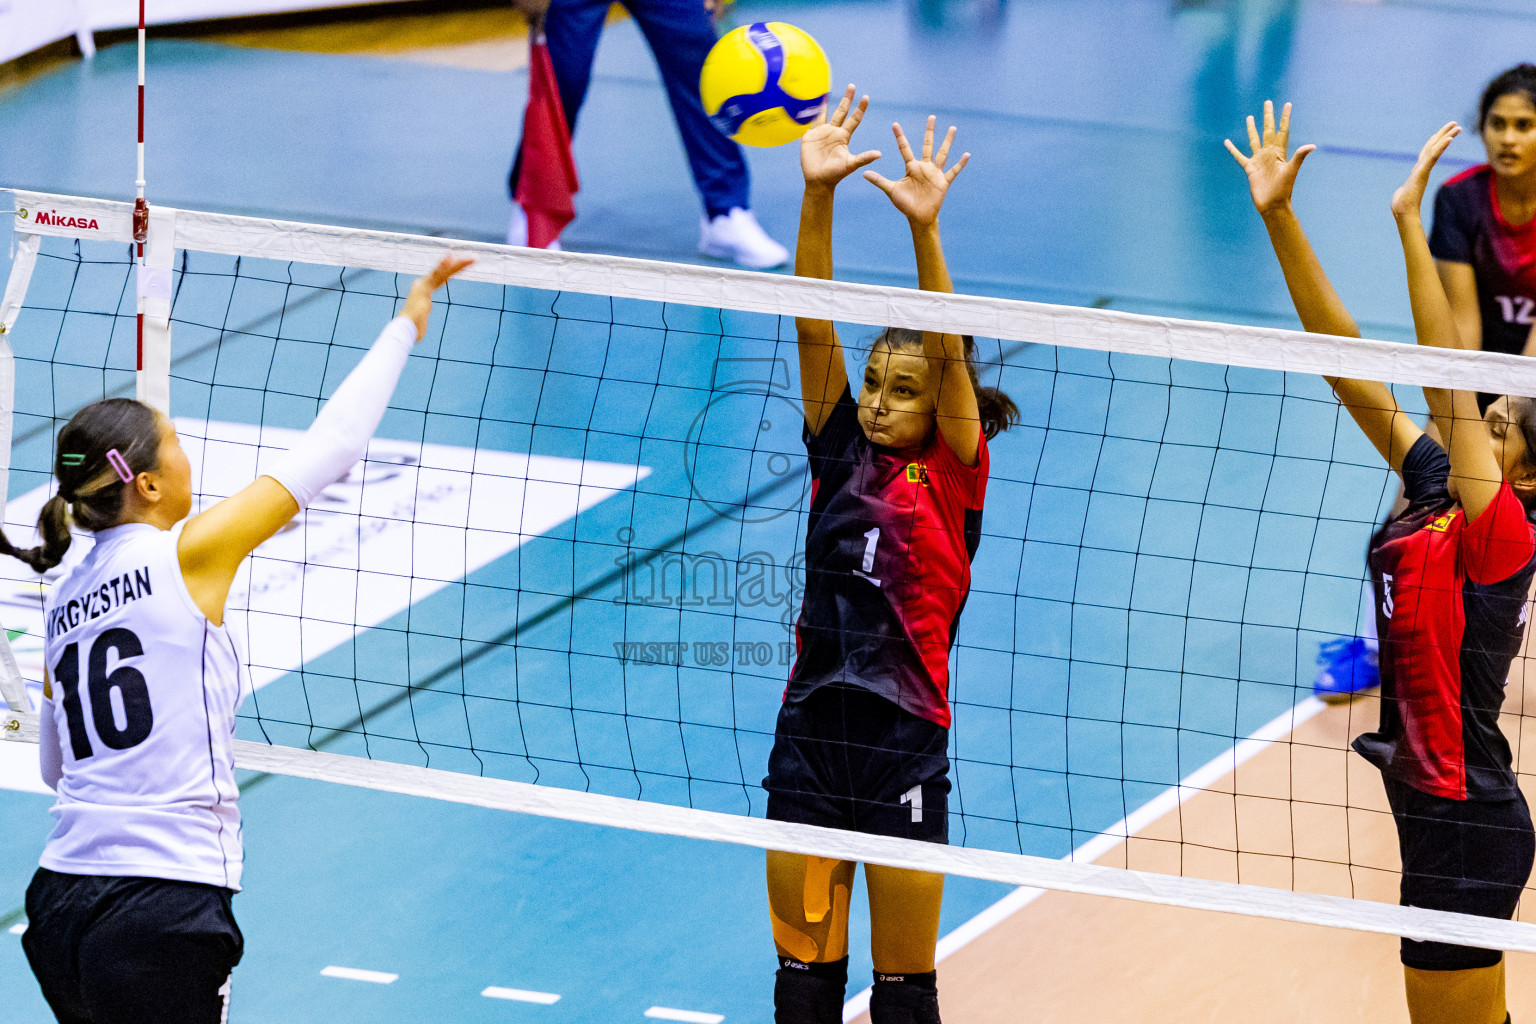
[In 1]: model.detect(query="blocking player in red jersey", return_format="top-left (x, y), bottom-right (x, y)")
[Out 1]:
top-left (1314, 67), bottom-right (1536, 706)
top-left (1230, 103), bottom-right (1536, 1024)
top-left (1434, 65), bottom-right (1536, 395)
top-left (763, 86), bottom-right (1016, 1024)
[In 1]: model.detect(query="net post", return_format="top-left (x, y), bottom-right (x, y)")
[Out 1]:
top-left (0, 637), bottom-right (37, 744)
top-left (135, 205), bottom-right (174, 414)
top-left (0, 225), bottom-right (35, 744)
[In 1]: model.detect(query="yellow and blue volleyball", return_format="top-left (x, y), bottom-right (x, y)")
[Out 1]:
top-left (700, 23), bottom-right (831, 148)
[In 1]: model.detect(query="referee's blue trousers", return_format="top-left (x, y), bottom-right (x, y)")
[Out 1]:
top-left (509, 0), bottom-right (752, 217)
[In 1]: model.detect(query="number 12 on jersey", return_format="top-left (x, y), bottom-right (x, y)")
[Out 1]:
top-left (52, 628), bottom-right (153, 758)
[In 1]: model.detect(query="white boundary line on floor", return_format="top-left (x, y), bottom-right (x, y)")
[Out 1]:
top-left (843, 697), bottom-right (1329, 1020)
top-left (320, 965), bottom-right (399, 984)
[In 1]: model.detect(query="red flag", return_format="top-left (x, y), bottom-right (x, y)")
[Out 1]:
top-left (516, 37), bottom-right (579, 249)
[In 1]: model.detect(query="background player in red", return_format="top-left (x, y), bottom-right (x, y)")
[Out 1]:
top-left (1230, 103), bottom-right (1536, 1024)
top-left (1314, 65), bottom-right (1536, 704)
top-left (762, 86), bottom-right (1016, 1024)
top-left (1434, 65), bottom-right (1536, 377)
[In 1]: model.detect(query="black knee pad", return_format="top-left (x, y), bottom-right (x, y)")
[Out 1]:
top-left (870, 970), bottom-right (939, 1024)
top-left (774, 956), bottom-right (847, 1024)
top-left (1401, 939), bottom-right (1504, 972)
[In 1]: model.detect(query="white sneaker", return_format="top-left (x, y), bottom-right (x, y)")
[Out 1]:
top-left (506, 203), bottom-right (561, 250)
top-left (699, 208), bottom-right (788, 269)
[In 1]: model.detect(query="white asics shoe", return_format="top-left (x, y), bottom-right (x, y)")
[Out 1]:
top-left (506, 203), bottom-right (561, 250)
top-left (699, 208), bottom-right (788, 269)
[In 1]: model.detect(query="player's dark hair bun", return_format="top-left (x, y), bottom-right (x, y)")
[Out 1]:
top-left (872, 328), bottom-right (1019, 441)
top-left (0, 398), bottom-right (162, 574)
top-left (1479, 64), bottom-right (1536, 129)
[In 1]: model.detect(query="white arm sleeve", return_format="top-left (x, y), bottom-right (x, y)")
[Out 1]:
top-left (39, 695), bottom-right (61, 791)
top-left (266, 316), bottom-right (418, 509)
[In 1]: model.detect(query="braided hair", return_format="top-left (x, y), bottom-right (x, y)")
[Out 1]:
top-left (0, 399), bottom-right (160, 573)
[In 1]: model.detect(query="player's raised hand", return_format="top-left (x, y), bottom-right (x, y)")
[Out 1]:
top-left (1224, 101), bottom-right (1316, 217)
top-left (801, 85), bottom-right (882, 189)
top-left (864, 116), bottom-right (970, 227)
top-left (1392, 122), bottom-right (1461, 221)
top-left (401, 255), bottom-right (474, 340)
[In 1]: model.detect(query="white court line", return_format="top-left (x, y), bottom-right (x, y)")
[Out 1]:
top-left (320, 966), bottom-right (398, 984)
top-left (645, 1007), bottom-right (725, 1024)
top-left (842, 696), bottom-right (1328, 1021)
top-left (483, 987), bottom-right (561, 1004)
top-left (8, 923), bottom-right (25, 935)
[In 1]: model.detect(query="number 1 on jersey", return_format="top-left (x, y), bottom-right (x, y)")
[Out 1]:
top-left (853, 527), bottom-right (881, 587)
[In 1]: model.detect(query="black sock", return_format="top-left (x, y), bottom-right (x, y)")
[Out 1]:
top-left (869, 970), bottom-right (940, 1024)
top-left (774, 956), bottom-right (847, 1024)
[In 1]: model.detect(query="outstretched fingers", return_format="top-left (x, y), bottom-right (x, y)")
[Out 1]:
top-left (921, 115), bottom-right (936, 161)
top-left (844, 94), bottom-right (871, 137)
top-left (1289, 143), bottom-right (1317, 172)
top-left (1277, 101), bottom-right (1293, 150)
top-left (849, 148), bottom-right (883, 172)
top-left (827, 84), bottom-right (856, 127)
top-left (1421, 121), bottom-right (1462, 164)
top-left (1223, 137), bottom-right (1251, 169)
top-left (425, 256), bottom-right (474, 290)
top-left (943, 151), bottom-right (971, 184)
top-left (892, 122), bottom-right (917, 165)
top-left (863, 169), bottom-right (897, 195)
top-left (1262, 99), bottom-right (1277, 146)
top-left (934, 125), bottom-right (958, 169)
top-left (1246, 114), bottom-right (1262, 155)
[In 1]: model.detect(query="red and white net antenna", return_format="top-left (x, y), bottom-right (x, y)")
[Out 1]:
top-left (132, 0), bottom-right (148, 374)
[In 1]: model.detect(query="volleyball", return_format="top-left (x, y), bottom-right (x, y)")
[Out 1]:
top-left (700, 22), bottom-right (831, 148)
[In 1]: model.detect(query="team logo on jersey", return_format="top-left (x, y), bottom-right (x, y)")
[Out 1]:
top-left (906, 463), bottom-right (929, 486)
top-left (1425, 511), bottom-right (1457, 533)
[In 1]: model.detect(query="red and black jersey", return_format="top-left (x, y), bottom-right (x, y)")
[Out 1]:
top-left (1354, 436), bottom-right (1536, 801)
top-left (786, 386), bottom-right (989, 728)
top-left (1430, 165), bottom-right (1536, 357)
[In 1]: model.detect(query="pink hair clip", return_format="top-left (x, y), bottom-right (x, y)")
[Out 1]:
top-left (104, 449), bottom-right (134, 484)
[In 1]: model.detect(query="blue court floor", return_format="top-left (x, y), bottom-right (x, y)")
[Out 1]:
top-left (3, 2), bottom-right (1536, 1022)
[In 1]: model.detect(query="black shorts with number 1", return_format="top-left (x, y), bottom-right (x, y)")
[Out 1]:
top-left (764, 684), bottom-right (951, 844)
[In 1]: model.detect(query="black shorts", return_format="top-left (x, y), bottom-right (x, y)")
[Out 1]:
top-left (23, 867), bottom-right (244, 1024)
top-left (1384, 777), bottom-right (1536, 971)
top-left (764, 684), bottom-right (950, 843)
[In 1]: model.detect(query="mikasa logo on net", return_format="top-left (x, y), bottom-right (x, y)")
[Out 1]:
top-left (16, 207), bottom-right (100, 231)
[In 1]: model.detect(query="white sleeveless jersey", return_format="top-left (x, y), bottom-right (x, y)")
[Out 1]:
top-left (40, 523), bottom-right (246, 890)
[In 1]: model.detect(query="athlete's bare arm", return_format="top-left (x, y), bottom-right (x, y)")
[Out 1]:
top-left (796, 86), bottom-right (880, 436)
top-left (1394, 123), bottom-right (1506, 522)
top-left (178, 256), bottom-right (472, 623)
top-left (1436, 259), bottom-right (1483, 351)
top-left (866, 117), bottom-right (980, 466)
top-left (1227, 101), bottom-right (1421, 474)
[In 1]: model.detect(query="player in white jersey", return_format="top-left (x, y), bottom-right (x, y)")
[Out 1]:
top-left (8, 255), bottom-right (472, 1024)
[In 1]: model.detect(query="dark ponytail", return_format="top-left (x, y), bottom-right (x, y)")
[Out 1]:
top-left (961, 334), bottom-right (1019, 441)
top-left (1479, 64), bottom-right (1536, 128)
top-left (0, 398), bottom-right (161, 574)
top-left (872, 328), bottom-right (1019, 441)
top-left (0, 494), bottom-right (71, 573)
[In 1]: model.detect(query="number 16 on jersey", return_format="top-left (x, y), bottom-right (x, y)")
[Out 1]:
top-left (52, 628), bottom-right (153, 758)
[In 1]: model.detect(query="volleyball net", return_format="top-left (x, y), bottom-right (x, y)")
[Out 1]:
top-left (6, 188), bottom-right (1536, 955)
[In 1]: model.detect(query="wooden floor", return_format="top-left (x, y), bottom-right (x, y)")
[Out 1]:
top-left (858, 646), bottom-right (1536, 1022)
